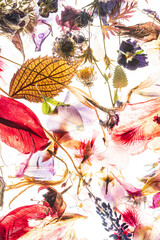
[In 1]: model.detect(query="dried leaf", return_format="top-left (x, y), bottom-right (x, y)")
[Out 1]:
top-left (113, 65), bottom-right (128, 88)
top-left (9, 56), bottom-right (81, 103)
top-left (141, 168), bottom-right (160, 195)
top-left (66, 85), bottom-right (95, 109)
top-left (0, 177), bottom-right (5, 208)
top-left (12, 31), bottom-right (25, 60)
top-left (116, 22), bottom-right (160, 43)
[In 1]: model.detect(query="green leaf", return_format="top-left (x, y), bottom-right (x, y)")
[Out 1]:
top-left (46, 97), bottom-right (68, 107)
top-left (42, 101), bottom-right (52, 114)
top-left (113, 65), bottom-right (128, 89)
top-left (114, 89), bottom-right (119, 104)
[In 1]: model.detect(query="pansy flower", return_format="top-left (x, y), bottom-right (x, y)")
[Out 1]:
top-left (117, 39), bottom-right (148, 70)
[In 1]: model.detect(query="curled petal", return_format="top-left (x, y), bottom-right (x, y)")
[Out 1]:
top-left (0, 95), bottom-right (49, 154)
top-left (142, 168), bottom-right (160, 195)
top-left (0, 204), bottom-right (53, 240)
top-left (47, 105), bottom-right (84, 132)
top-left (32, 21), bottom-right (52, 51)
top-left (133, 225), bottom-right (160, 240)
top-left (150, 192), bottom-right (160, 208)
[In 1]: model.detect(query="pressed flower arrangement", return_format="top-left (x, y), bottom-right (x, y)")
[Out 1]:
top-left (1, 0), bottom-right (160, 239)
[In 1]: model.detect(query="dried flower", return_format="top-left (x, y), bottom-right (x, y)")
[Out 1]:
top-left (100, 113), bottom-right (119, 129)
top-left (78, 46), bottom-right (97, 63)
top-left (56, 5), bottom-right (92, 31)
top-left (118, 39), bottom-right (148, 70)
top-left (37, 0), bottom-right (58, 18)
top-left (0, 0), bottom-right (37, 36)
top-left (53, 32), bottom-right (77, 60)
top-left (76, 66), bottom-right (95, 87)
top-left (53, 32), bottom-right (85, 61)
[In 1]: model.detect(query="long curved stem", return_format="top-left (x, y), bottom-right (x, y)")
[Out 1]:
top-left (43, 128), bottom-right (81, 177)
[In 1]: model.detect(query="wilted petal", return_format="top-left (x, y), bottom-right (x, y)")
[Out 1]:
top-left (0, 204), bottom-right (53, 240)
top-left (133, 224), bottom-right (160, 240)
top-left (113, 174), bottom-right (142, 197)
top-left (18, 213), bottom-right (86, 240)
top-left (150, 192), bottom-right (160, 208)
top-left (142, 168), bottom-right (160, 195)
top-left (111, 99), bottom-right (160, 153)
top-left (24, 149), bottom-right (55, 180)
top-left (47, 105), bottom-right (84, 132)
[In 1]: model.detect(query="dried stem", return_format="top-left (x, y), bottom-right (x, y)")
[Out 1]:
top-left (88, 87), bottom-right (107, 143)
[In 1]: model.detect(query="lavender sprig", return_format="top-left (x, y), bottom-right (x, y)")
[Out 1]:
top-left (92, 196), bottom-right (132, 240)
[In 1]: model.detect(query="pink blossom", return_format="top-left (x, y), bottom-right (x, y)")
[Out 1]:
top-left (111, 99), bottom-right (160, 154)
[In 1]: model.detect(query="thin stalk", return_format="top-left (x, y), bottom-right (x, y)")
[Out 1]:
top-left (136, 7), bottom-right (160, 25)
top-left (97, 1), bottom-right (107, 58)
top-left (94, 60), bottom-right (114, 107)
top-left (88, 87), bottom-right (107, 143)
top-left (0, 88), bottom-right (10, 97)
top-left (43, 127), bottom-right (81, 177)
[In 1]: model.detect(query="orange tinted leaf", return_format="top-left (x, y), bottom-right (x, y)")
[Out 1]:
top-left (9, 56), bottom-right (81, 103)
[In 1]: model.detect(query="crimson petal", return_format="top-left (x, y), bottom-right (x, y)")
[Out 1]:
top-left (0, 95), bottom-right (49, 154)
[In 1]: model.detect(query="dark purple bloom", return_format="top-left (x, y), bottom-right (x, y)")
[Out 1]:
top-left (95, 1), bottom-right (117, 17)
top-left (94, 0), bottom-right (119, 24)
top-left (117, 39), bottom-right (148, 70)
top-left (56, 6), bottom-right (92, 31)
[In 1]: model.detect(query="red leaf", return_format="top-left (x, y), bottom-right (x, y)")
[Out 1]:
top-left (0, 95), bottom-right (49, 154)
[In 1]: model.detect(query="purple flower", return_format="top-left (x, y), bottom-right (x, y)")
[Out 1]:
top-left (56, 6), bottom-right (92, 31)
top-left (95, 1), bottom-right (116, 17)
top-left (32, 20), bottom-right (52, 51)
top-left (93, 0), bottom-right (119, 24)
top-left (117, 39), bottom-right (148, 70)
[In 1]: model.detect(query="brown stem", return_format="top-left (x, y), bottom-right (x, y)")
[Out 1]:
top-left (43, 128), bottom-right (82, 178)
top-left (127, 85), bottom-right (139, 103)
top-left (0, 88), bottom-right (10, 97)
